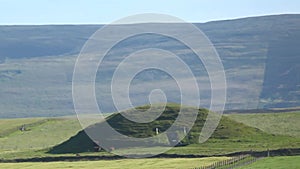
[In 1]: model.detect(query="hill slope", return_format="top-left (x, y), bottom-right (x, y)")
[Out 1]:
top-left (0, 14), bottom-right (299, 117)
top-left (0, 118), bottom-right (82, 151)
top-left (49, 104), bottom-right (270, 154)
top-left (227, 112), bottom-right (300, 137)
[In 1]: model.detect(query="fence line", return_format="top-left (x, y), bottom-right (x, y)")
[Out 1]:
top-left (194, 154), bottom-right (263, 169)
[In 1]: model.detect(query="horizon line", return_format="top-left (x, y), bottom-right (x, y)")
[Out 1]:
top-left (0, 13), bottom-right (299, 26)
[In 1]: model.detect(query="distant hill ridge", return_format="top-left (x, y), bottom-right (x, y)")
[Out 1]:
top-left (0, 14), bottom-right (299, 60)
top-left (0, 14), bottom-right (299, 118)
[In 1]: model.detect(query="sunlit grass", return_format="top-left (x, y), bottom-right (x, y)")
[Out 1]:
top-left (227, 112), bottom-right (300, 137)
top-left (240, 156), bottom-right (300, 169)
top-left (0, 157), bottom-right (230, 169)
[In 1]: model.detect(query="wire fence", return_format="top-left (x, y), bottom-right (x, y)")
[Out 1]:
top-left (194, 154), bottom-right (263, 169)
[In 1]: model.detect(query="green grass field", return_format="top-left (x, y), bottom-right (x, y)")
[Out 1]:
top-left (0, 118), bottom-right (45, 137)
top-left (0, 117), bottom-right (82, 151)
top-left (0, 111), bottom-right (299, 160)
top-left (0, 157), bottom-right (229, 169)
top-left (0, 114), bottom-right (108, 152)
top-left (0, 111), bottom-right (298, 169)
top-left (227, 112), bottom-right (300, 137)
top-left (240, 156), bottom-right (300, 169)
top-left (49, 104), bottom-right (300, 156)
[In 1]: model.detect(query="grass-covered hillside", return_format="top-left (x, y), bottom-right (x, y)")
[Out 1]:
top-left (0, 117), bottom-right (82, 151)
top-left (1, 14), bottom-right (300, 118)
top-left (227, 112), bottom-right (300, 137)
top-left (49, 104), bottom-right (298, 154)
top-left (0, 107), bottom-right (299, 159)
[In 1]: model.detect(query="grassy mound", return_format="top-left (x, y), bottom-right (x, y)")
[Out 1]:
top-left (49, 103), bottom-right (270, 154)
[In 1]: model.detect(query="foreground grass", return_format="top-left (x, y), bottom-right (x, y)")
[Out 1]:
top-left (240, 156), bottom-right (300, 169)
top-left (227, 112), bottom-right (300, 137)
top-left (0, 157), bottom-right (229, 169)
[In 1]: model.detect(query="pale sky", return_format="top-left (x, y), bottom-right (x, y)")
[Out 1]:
top-left (1, 0), bottom-right (300, 25)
